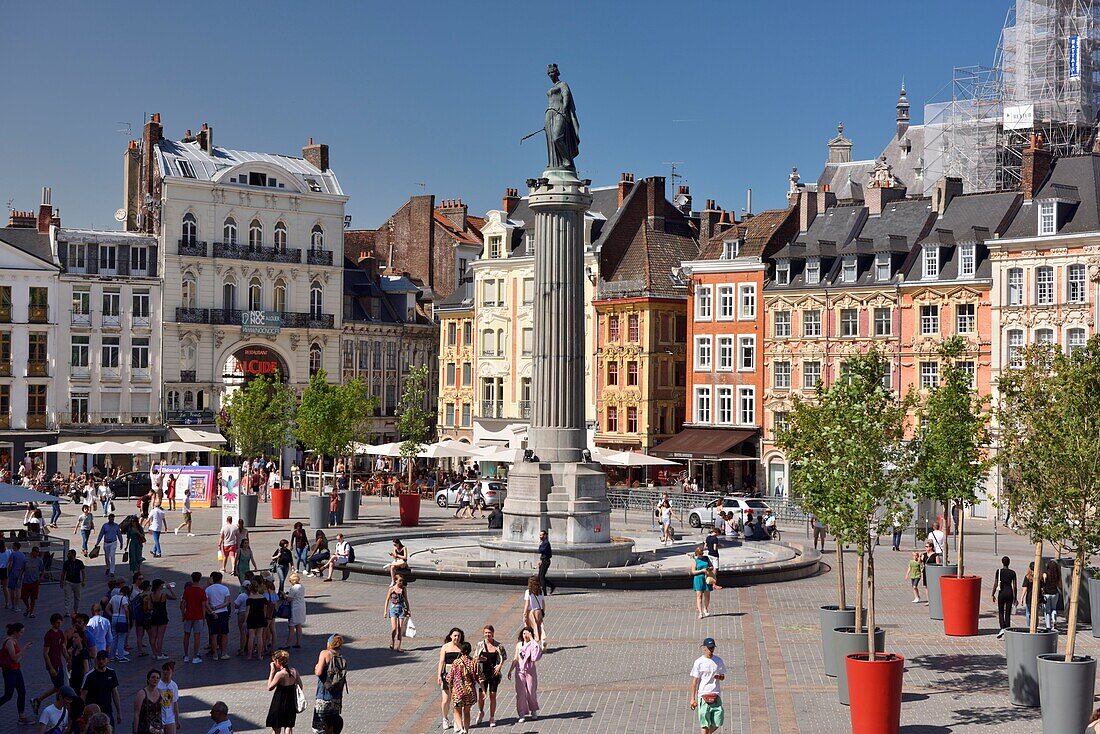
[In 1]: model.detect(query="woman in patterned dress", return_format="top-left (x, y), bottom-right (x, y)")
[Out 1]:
top-left (446, 642), bottom-right (479, 734)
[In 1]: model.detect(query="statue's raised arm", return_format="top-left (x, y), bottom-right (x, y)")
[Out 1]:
top-left (544, 63), bottom-right (580, 171)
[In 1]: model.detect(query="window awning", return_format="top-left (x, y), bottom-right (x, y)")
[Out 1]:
top-left (169, 427), bottom-right (225, 445)
top-left (650, 428), bottom-right (758, 461)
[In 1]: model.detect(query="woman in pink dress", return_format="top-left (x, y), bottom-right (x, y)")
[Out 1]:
top-left (506, 626), bottom-right (543, 723)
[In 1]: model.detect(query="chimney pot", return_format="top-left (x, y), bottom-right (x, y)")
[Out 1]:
top-left (151, 113), bottom-right (160, 124)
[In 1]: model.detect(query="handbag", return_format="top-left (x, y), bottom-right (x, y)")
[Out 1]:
top-left (88, 545), bottom-right (101, 559)
top-left (276, 599), bottom-right (292, 620)
top-left (294, 681), bottom-right (306, 713)
top-left (405, 617), bottom-right (417, 638)
top-left (122, 551), bottom-right (129, 563)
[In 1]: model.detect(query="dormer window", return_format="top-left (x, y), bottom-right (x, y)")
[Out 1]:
top-left (922, 244), bottom-right (938, 279)
top-left (1038, 201), bottom-right (1056, 235)
top-left (959, 244), bottom-right (975, 278)
top-left (488, 236), bottom-right (502, 259)
top-left (875, 254), bottom-right (890, 282)
top-left (248, 172), bottom-right (268, 187)
top-left (805, 257), bottom-right (821, 285)
top-left (841, 257), bottom-right (857, 283)
top-left (721, 239), bottom-right (740, 260)
top-left (776, 259), bottom-right (790, 286)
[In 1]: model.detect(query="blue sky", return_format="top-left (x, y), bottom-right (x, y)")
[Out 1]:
top-left (1, 1), bottom-right (1009, 230)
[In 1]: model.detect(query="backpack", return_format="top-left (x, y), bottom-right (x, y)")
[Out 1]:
top-left (42, 708), bottom-right (67, 734)
top-left (324, 652), bottom-right (348, 694)
top-left (345, 544), bottom-right (355, 564)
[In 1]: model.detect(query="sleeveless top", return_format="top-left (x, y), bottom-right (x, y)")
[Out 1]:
top-left (137, 689), bottom-right (163, 734)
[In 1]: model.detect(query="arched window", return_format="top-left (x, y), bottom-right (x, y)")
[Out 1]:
top-left (1007, 329), bottom-right (1024, 368)
top-left (311, 225), bottom-right (324, 249)
top-left (274, 279), bottom-right (287, 313)
top-left (181, 275), bottom-right (197, 308)
top-left (482, 329), bottom-right (494, 355)
top-left (248, 277), bottom-right (263, 311)
top-left (1035, 327), bottom-right (1055, 345)
top-left (309, 343), bottom-right (323, 376)
top-left (274, 221), bottom-right (287, 252)
top-left (249, 219), bottom-right (263, 251)
top-left (166, 390), bottom-right (180, 411)
top-left (196, 389), bottom-right (206, 410)
top-left (223, 280), bottom-right (237, 310)
top-left (181, 213), bottom-right (198, 245)
top-left (183, 390), bottom-right (195, 409)
top-left (309, 281), bottom-right (323, 318)
top-left (223, 217), bottom-right (237, 245)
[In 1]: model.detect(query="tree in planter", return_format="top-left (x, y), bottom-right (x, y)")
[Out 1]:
top-left (295, 370), bottom-right (375, 494)
top-left (396, 365), bottom-right (433, 488)
top-left (912, 336), bottom-right (990, 578)
top-left (777, 349), bottom-right (914, 651)
top-left (217, 373), bottom-right (296, 472)
top-left (995, 338), bottom-right (1100, 654)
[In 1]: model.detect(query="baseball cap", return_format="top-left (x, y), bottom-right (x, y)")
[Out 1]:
top-left (701, 637), bottom-right (716, 649)
top-left (58, 686), bottom-right (77, 699)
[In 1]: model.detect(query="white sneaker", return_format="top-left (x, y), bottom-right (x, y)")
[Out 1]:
top-left (441, 718), bottom-right (450, 729)
top-left (517, 717), bottom-right (526, 724)
top-left (183, 656), bottom-right (191, 663)
top-left (174, 528), bottom-right (179, 535)
top-left (191, 657), bottom-right (202, 664)
top-left (187, 533), bottom-right (195, 537)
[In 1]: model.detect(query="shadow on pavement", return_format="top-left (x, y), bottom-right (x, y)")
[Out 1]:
top-left (900, 726), bottom-right (953, 733)
top-left (906, 654), bottom-right (1008, 691)
top-left (950, 705), bottom-right (1040, 727)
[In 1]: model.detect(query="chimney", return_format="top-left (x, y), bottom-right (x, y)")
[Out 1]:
top-left (896, 83), bottom-right (911, 140)
top-left (746, 188), bottom-right (753, 217)
top-left (357, 250), bottom-right (379, 281)
top-left (1021, 133), bottom-right (1053, 200)
top-left (798, 190), bottom-right (818, 232)
top-left (302, 137), bottom-right (330, 172)
top-left (932, 176), bottom-right (963, 215)
top-left (865, 184), bottom-right (906, 215)
top-left (196, 122), bottom-right (214, 154)
top-left (502, 187), bottom-right (520, 215)
top-left (141, 113), bottom-right (164, 207)
top-left (699, 199), bottom-right (722, 244)
top-left (438, 198), bottom-right (468, 232)
top-left (618, 172), bottom-right (635, 206)
top-left (123, 140), bottom-right (141, 232)
top-left (817, 188), bottom-right (836, 214)
top-left (675, 185), bottom-right (692, 215)
top-left (6, 210), bottom-right (36, 228)
top-left (37, 187), bottom-right (56, 233)
top-left (645, 176), bottom-right (666, 228)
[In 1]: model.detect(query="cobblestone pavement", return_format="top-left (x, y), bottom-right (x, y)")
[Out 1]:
top-left (0, 495), bottom-right (1087, 733)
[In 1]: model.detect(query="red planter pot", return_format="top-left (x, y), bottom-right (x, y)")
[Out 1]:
top-left (940, 575), bottom-right (982, 636)
top-left (846, 652), bottom-right (904, 734)
top-left (398, 493), bottom-right (421, 527)
top-left (271, 487), bottom-right (291, 520)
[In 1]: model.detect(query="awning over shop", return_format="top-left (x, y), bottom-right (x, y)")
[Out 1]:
top-left (169, 427), bottom-right (225, 445)
top-left (650, 428), bottom-right (757, 462)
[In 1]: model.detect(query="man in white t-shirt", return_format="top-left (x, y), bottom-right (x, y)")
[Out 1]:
top-left (323, 534), bottom-right (353, 582)
top-left (149, 504), bottom-right (167, 558)
top-left (927, 522), bottom-right (946, 564)
top-left (689, 637), bottom-right (726, 734)
top-left (205, 701), bottom-right (233, 734)
top-left (204, 572), bottom-right (232, 661)
top-left (37, 685), bottom-right (74, 733)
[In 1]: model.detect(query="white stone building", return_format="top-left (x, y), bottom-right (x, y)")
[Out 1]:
top-left (125, 116), bottom-right (347, 453)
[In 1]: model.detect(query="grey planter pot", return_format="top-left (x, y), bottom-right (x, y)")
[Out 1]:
top-left (238, 494), bottom-right (258, 528)
top-left (925, 563), bottom-right (958, 621)
top-left (832, 626), bottom-right (885, 706)
top-left (1037, 653), bottom-right (1096, 734)
top-left (308, 494), bottom-right (329, 532)
top-left (341, 490), bottom-right (361, 522)
top-left (1090, 576), bottom-right (1100, 638)
top-left (818, 605), bottom-right (856, 678)
top-left (1057, 559), bottom-right (1093, 625)
top-left (1004, 627), bottom-right (1057, 707)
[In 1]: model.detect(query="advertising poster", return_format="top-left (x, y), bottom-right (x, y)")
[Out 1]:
top-left (161, 465), bottom-right (216, 507)
top-left (219, 466), bottom-right (240, 528)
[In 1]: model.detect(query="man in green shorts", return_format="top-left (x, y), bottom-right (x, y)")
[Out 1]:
top-left (689, 636), bottom-right (726, 733)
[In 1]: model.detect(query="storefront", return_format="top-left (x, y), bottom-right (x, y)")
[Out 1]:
top-left (651, 428), bottom-right (760, 493)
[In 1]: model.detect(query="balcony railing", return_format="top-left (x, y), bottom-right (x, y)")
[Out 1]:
top-left (71, 365), bottom-right (90, 379)
top-left (28, 306), bottom-right (49, 323)
top-left (132, 367), bottom-right (151, 381)
top-left (213, 242), bottom-right (301, 264)
top-left (0, 415), bottom-right (8, 429)
top-left (481, 401), bottom-right (504, 419)
top-left (166, 409), bottom-right (215, 425)
top-left (133, 315), bottom-right (151, 328)
top-left (172, 307), bottom-right (334, 329)
top-left (175, 307), bottom-right (208, 324)
top-left (27, 360), bottom-right (48, 377)
top-left (306, 249), bottom-right (333, 266)
top-left (282, 312), bottom-right (335, 329)
top-left (26, 415), bottom-right (48, 430)
top-left (179, 370), bottom-right (197, 383)
top-left (177, 239), bottom-right (208, 257)
top-left (0, 362), bottom-right (10, 377)
top-left (102, 314), bottom-right (121, 328)
top-left (62, 412), bottom-right (161, 426)
top-left (102, 366), bottom-right (121, 380)
top-left (210, 308), bottom-right (244, 325)
top-left (519, 400), bottom-right (531, 419)
top-left (71, 312), bottom-right (91, 326)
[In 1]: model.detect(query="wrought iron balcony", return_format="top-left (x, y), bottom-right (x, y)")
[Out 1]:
top-left (519, 400), bottom-right (531, 419)
top-left (209, 308), bottom-right (244, 325)
top-left (281, 312), bottom-right (335, 329)
top-left (0, 305), bottom-right (9, 323)
top-left (62, 412), bottom-right (162, 426)
top-left (172, 307), bottom-right (334, 329)
top-left (26, 415), bottom-right (49, 430)
top-left (175, 307), bottom-right (208, 324)
top-left (481, 401), bottom-right (504, 419)
top-left (27, 360), bottom-right (48, 377)
top-left (0, 362), bottom-right (10, 377)
top-left (28, 306), bottom-right (49, 323)
top-left (306, 249), bottom-right (333, 266)
top-left (213, 242), bottom-right (301, 264)
top-left (177, 239), bottom-right (208, 257)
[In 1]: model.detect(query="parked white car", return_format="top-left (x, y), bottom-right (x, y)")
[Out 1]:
top-left (435, 479), bottom-right (507, 508)
top-left (687, 496), bottom-right (771, 528)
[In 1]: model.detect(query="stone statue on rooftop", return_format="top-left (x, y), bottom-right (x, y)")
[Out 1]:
top-left (545, 64), bottom-right (580, 171)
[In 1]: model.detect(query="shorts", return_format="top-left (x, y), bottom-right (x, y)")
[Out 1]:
top-left (6, 575), bottom-right (20, 591)
top-left (0, 568), bottom-right (7, 582)
top-left (20, 582), bottom-right (40, 602)
top-left (480, 665), bottom-right (501, 693)
top-left (183, 618), bottom-right (204, 634)
top-left (334, 557), bottom-right (349, 567)
top-left (209, 612), bottom-right (230, 636)
top-left (388, 604), bottom-right (405, 618)
top-left (112, 619), bottom-right (129, 635)
top-left (697, 696), bottom-right (725, 729)
top-left (182, 512), bottom-right (192, 523)
top-left (910, 578), bottom-right (920, 588)
top-left (222, 545), bottom-right (237, 556)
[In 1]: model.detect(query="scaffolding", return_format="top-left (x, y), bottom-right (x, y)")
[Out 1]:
top-left (922, 0), bottom-right (1100, 193)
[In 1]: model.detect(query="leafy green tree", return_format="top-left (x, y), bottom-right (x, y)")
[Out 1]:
top-left (777, 348), bottom-right (914, 653)
top-left (295, 370), bottom-right (375, 493)
top-left (396, 364), bottom-right (433, 486)
top-left (912, 336), bottom-right (990, 577)
top-left (995, 337), bottom-right (1100, 656)
top-left (216, 372), bottom-right (296, 464)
